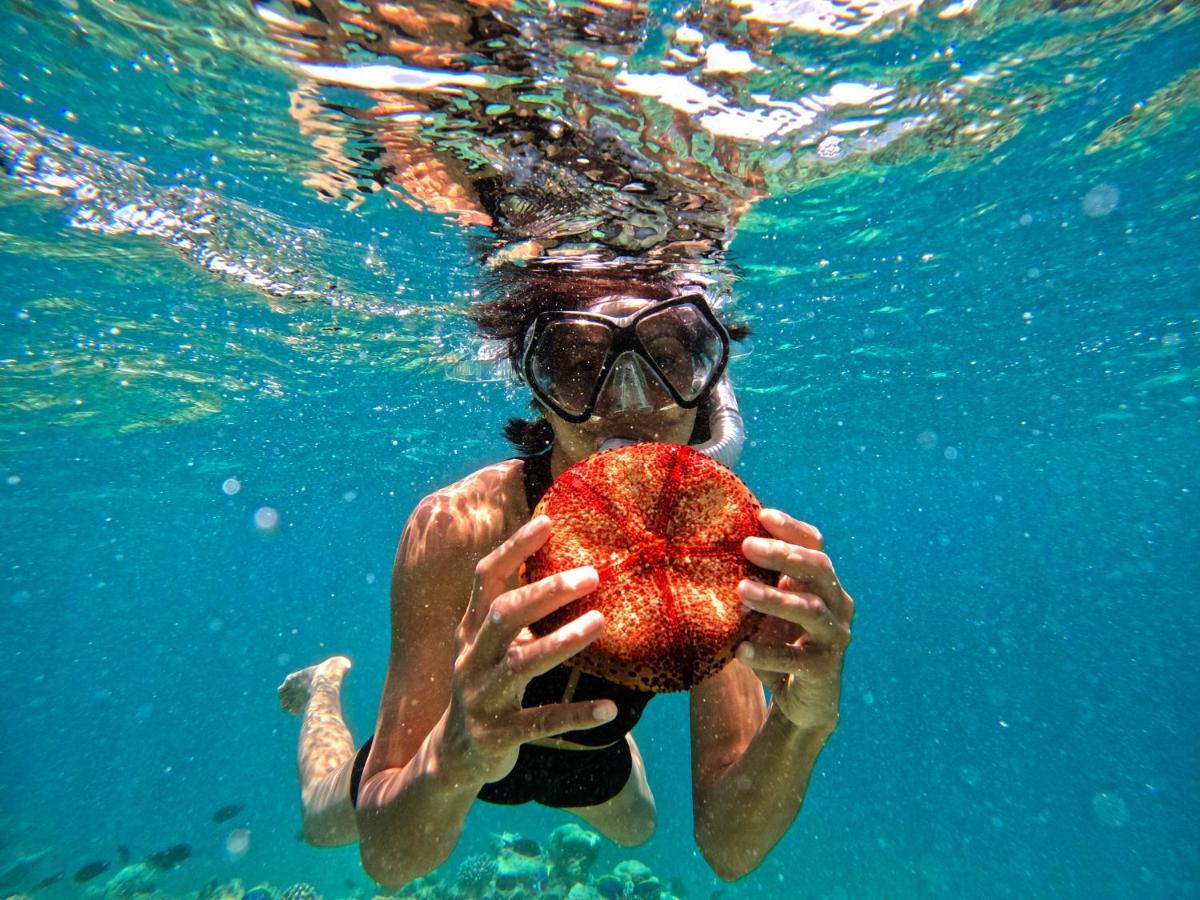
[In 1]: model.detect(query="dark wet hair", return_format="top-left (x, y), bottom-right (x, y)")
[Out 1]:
top-left (467, 264), bottom-right (750, 453)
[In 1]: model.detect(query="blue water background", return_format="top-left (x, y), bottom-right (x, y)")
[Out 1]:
top-left (2, 4), bottom-right (1198, 898)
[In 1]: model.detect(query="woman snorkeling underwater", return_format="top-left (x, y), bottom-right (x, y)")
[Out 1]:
top-left (262, 0), bottom-right (856, 886)
top-left (278, 269), bottom-right (854, 886)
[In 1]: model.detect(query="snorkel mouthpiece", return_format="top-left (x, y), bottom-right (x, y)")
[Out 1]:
top-left (598, 374), bottom-right (745, 468)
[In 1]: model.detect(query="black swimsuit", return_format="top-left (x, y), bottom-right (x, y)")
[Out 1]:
top-left (349, 449), bottom-right (656, 808)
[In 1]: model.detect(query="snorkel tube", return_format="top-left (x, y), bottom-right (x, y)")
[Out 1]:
top-left (690, 375), bottom-right (744, 469)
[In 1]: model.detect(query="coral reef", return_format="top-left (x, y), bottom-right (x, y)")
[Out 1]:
top-left (195, 877), bottom-right (246, 900)
top-left (456, 855), bottom-right (496, 899)
top-left (397, 873), bottom-right (452, 900)
top-left (6, 825), bottom-right (686, 900)
top-left (82, 862), bottom-right (160, 900)
top-left (547, 824), bottom-right (601, 885)
top-left (279, 884), bottom-right (322, 900)
top-left (435, 827), bottom-right (681, 900)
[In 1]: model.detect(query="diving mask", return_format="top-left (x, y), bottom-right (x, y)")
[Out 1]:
top-left (520, 294), bottom-right (730, 424)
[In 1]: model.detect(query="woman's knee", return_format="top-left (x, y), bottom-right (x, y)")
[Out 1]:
top-left (300, 765), bottom-right (359, 847)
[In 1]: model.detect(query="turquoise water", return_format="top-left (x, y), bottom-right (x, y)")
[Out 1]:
top-left (2, 1), bottom-right (1198, 897)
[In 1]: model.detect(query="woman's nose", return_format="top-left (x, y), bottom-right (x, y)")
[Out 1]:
top-left (594, 353), bottom-right (656, 415)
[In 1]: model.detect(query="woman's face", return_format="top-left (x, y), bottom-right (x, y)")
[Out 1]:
top-left (537, 296), bottom-right (700, 462)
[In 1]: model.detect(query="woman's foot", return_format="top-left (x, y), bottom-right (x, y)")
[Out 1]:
top-left (278, 656), bottom-right (352, 714)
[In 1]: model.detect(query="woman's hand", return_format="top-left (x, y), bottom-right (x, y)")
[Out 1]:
top-left (736, 509), bottom-right (854, 732)
top-left (442, 515), bottom-right (618, 785)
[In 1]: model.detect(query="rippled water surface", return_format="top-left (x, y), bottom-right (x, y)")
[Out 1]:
top-left (1, 1), bottom-right (1198, 898)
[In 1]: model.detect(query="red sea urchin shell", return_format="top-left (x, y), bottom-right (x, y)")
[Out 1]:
top-left (523, 443), bottom-right (774, 692)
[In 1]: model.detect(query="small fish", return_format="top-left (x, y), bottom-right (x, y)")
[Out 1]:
top-left (212, 804), bottom-right (244, 824)
top-left (116, 845), bottom-right (130, 866)
top-left (30, 872), bottom-right (63, 892)
top-left (511, 837), bottom-right (541, 858)
top-left (73, 860), bottom-right (111, 883)
top-left (145, 843), bottom-right (191, 871)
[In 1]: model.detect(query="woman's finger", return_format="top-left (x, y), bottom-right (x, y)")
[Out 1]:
top-left (759, 508), bottom-right (824, 550)
top-left (742, 536), bottom-right (844, 609)
top-left (738, 580), bottom-right (840, 644)
top-left (473, 565), bottom-right (599, 663)
top-left (504, 609), bottom-right (606, 681)
top-left (465, 515), bottom-right (552, 633)
top-left (735, 640), bottom-right (809, 673)
top-left (518, 699), bottom-right (619, 743)
top-left (736, 639), bottom-right (849, 674)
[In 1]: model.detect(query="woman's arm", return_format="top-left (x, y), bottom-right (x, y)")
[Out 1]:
top-left (691, 508), bottom-right (853, 881)
top-left (354, 467), bottom-right (618, 888)
top-left (690, 662), bottom-right (837, 882)
top-left (354, 488), bottom-right (487, 888)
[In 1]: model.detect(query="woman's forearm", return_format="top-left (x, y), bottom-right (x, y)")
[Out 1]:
top-left (354, 708), bottom-right (487, 889)
top-left (694, 703), bottom-right (835, 882)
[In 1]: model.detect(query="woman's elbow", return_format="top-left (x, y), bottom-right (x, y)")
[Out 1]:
top-left (696, 837), bottom-right (762, 883)
top-left (359, 840), bottom-right (407, 891)
top-left (356, 810), bottom-right (427, 890)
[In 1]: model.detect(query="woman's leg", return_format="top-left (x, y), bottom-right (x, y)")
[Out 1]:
top-left (278, 656), bottom-right (360, 847)
top-left (565, 735), bottom-right (656, 847)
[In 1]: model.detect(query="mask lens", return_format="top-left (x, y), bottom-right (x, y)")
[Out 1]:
top-left (528, 320), bottom-right (611, 417)
top-left (635, 303), bottom-right (724, 402)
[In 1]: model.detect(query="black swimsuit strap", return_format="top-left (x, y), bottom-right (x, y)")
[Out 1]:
top-left (521, 447), bottom-right (554, 514)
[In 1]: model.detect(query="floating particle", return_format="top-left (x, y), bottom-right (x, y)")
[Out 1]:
top-left (1091, 791), bottom-right (1130, 828)
top-left (222, 477), bottom-right (241, 496)
top-left (1082, 183), bottom-right (1119, 218)
top-left (254, 507), bottom-right (279, 532)
top-left (1018, 213), bottom-right (1033, 226)
top-left (960, 764), bottom-right (981, 786)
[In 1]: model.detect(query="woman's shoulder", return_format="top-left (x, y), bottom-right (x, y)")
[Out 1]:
top-left (396, 457), bottom-right (529, 566)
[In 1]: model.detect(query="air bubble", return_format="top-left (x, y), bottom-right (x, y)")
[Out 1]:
top-left (222, 477), bottom-right (241, 496)
top-left (1082, 183), bottom-right (1119, 218)
top-left (226, 828), bottom-right (251, 861)
top-left (254, 507), bottom-right (279, 532)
